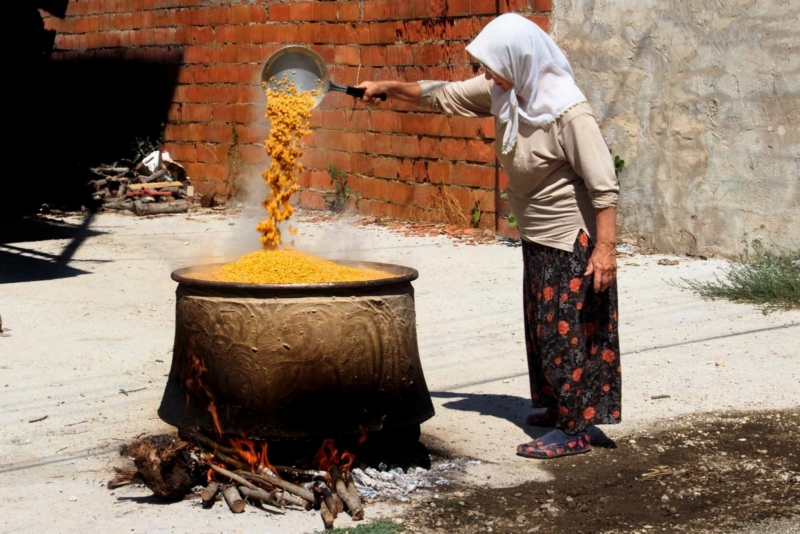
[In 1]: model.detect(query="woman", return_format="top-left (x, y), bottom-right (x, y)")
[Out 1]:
top-left (357, 13), bottom-right (620, 459)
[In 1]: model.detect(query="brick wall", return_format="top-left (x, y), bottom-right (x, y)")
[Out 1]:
top-left (44, 0), bottom-right (553, 236)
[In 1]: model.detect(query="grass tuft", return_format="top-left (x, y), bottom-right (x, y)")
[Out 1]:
top-left (328, 519), bottom-right (405, 534)
top-left (681, 240), bottom-right (799, 312)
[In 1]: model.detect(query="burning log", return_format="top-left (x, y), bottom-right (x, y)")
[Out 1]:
top-left (319, 499), bottom-right (335, 530)
top-left (236, 470), bottom-right (316, 506)
top-left (107, 467), bottom-right (142, 489)
top-left (346, 474), bottom-right (363, 506)
top-left (330, 466), bottom-right (364, 520)
top-left (121, 438), bottom-right (197, 501)
top-left (222, 486), bottom-right (246, 513)
top-left (201, 482), bottom-right (219, 506)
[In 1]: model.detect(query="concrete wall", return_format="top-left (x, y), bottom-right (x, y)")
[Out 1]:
top-left (554, 0), bottom-right (799, 256)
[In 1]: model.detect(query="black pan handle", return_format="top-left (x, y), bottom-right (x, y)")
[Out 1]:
top-left (346, 86), bottom-right (388, 101)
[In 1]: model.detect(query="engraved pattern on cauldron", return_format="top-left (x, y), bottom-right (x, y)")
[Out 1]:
top-left (168, 293), bottom-right (425, 437)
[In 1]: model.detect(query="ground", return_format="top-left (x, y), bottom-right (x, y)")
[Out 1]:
top-left (1, 209), bottom-right (798, 534)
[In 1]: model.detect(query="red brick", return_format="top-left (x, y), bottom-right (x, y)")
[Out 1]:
top-left (299, 190), bottom-right (325, 211)
top-left (309, 170), bottom-right (332, 190)
top-left (472, 189), bottom-right (496, 213)
top-left (387, 1), bottom-right (414, 20)
top-left (334, 45), bottom-right (361, 66)
top-left (313, 2), bottom-right (338, 21)
top-left (440, 138), bottom-right (468, 160)
top-left (374, 157), bottom-right (398, 179)
top-left (451, 163), bottom-right (483, 187)
top-left (351, 154), bottom-right (374, 175)
top-left (498, 217), bottom-right (520, 240)
top-left (471, 0), bottom-right (496, 14)
top-left (364, 1), bottom-right (388, 21)
top-left (427, 162), bottom-right (451, 185)
top-left (365, 133), bottom-right (392, 155)
top-left (391, 135), bottom-right (419, 158)
top-left (184, 163), bottom-right (205, 181)
top-left (498, 168), bottom-right (510, 191)
top-left (361, 177), bottom-right (388, 200)
top-left (413, 185), bottom-right (438, 208)
top-left (387, 182), bottom-right (414, 205)
top-left (326, 150), bottom-right (351, 172)
top-left (288, 2), bottom-right (314, 21)
top-left (446, 0), bottom-right (471, 16)
top-left (531, 0), bottom-right (552, 12)
top-left (345, 110), bottom-right (371, 131)
top-left (338, 3), bottom-right (361, 21)
top-left (528, 15), bottom-right (550, 32)
top-left (385, 45), bottom-right (414, 66)
top-left (424, 114), bottom-right (452, 137)
top-left (206, 124), bottom-right (234, 144)
top-left (369, 22), bottom-right (396, 44)
top-left (481, 165), bottom-right (497, 189)
top-left (302, 147), bottom-right (327, 170)
top-left (371, 111), bottom-right (396, 133)
top-left (269, 4), bottom-right (291, 21)
top-left (170, 144), bottom-right (197, 163)
top-left (321, 110), bottom-right (347, 130)
top-left (450, 116), bottom-right (481, 138)
top-left (466, 139), bottom-right (496, 163)
top-left (418, 137), bottom-right (441, 159)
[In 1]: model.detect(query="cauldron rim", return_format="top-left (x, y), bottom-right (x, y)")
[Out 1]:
top-left (171, 259), bottom-right (419, 294)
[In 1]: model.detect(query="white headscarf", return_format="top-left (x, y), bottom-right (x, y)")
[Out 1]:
top-left (465, 13), bottom-right (587, 154)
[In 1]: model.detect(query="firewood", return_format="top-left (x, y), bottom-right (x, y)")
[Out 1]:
top-left (133, 201), bottom-right (188, 216)
top-left (128, 181), bottom-right (184, 190)
top-left (125, 438), bottom-right (197, 501)
top-left (143, 169), bottom-right (167, 183)
top-left (314, 483), bottom-right (339, 519)
top-left (332, 493), bottom-right (344, 514)
top-left (235, 471), bottom-right (315, 505)
top-left (346, 474), bottom-right (363, 509)
top-left (107, 467), bottom-right (142, 489)
top-left (319, 499), bottom-right (335, 530)
top-left (329, 466), bottom-right (363, 520)
top-left (278, 491), bottom-right (313, 510)
top-left (201, 481), bottom-right (219, 506)
top-left (238, 486), bottom-right (284, 510)
top-left (222, 486), bottom-right (245, 513)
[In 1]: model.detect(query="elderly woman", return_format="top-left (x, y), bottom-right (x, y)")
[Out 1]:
top-left (357, 13), bottom-right (621, 459)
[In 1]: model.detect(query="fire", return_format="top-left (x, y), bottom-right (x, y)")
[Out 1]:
top-left (313, 439), bottom-right (358, 476)
top-left (183, 337), bottom-right (223, 439)
top-left (226, 435), bottom-right (279, 477)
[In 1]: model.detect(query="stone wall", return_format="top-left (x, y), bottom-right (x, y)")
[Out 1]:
top-left (553, 0), bottom-right (799, 256)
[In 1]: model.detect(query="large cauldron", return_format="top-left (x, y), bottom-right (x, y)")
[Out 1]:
top-left (158, 261), bottom-right (435, 440)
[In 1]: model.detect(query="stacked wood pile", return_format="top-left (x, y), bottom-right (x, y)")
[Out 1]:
top-left (89, 153), bottom-right (194, 216)
top-left (108, 430), bottom-right (367, 531)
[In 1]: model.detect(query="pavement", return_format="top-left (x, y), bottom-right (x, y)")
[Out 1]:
top-left (1, 209), bottom-right (798, 534)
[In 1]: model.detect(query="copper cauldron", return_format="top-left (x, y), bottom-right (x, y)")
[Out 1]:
top-left (157, 261), bottom-right (435, 440)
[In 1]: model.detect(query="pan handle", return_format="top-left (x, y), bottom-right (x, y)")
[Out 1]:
top-left (345, 86), bottom-right (388, 101)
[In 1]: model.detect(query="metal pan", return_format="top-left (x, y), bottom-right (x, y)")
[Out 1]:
top-left (261, 45), bottom-right (386, 109)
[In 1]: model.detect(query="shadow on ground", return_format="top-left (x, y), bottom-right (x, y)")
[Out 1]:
top-left (0, 214), bottom-right (109, 284)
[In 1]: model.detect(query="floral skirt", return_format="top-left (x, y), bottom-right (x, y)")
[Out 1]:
top-left (522, 230), bottom-right (621, 434)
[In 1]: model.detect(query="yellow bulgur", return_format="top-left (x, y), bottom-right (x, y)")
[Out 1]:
top-left (214, 250), bottom-right (390, 285)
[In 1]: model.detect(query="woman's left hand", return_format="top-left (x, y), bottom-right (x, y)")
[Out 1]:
top-left (584, 244), bottom-right (617, 293)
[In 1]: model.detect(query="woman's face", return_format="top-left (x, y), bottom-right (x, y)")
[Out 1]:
top-left (479, 63), bottom-right (514, 92)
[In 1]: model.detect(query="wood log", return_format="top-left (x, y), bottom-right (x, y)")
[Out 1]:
top-left (236, 471), bottom-right (315, 505)
top-left (133, 201), bottom-right (188, 216)
top-left (332, 493), bottom-right (345, 514)
top-left (346, 475), bottom-right (363, 508)
top-left (329, 466), bottom-right (364, 520)
top-left (223, 486), bottom-right (245, 513)
top-left (314, 483), bottom-right (338, 519)
top-left (201, 482), bottom-right (219, 506)
top-left (319, 499), bottom-right (335, 530)
top-left (144, 169), bottom-right (167, 183)
top-left (239, 486), bottom-right (284, 510)
top-left (125, 439), bottom-right (196, 501)
top-left (128, 181), bottom-right (183, 190)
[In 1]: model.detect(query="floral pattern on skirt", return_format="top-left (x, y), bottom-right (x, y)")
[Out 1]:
top-left (522, 230), bottom-right (621, 434)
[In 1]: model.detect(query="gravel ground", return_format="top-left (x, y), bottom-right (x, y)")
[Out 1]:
top-left (1, 209), bottom-right (798, 533)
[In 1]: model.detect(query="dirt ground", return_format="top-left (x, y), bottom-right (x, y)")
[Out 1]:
top-left (1, 209), bottom-right (798, 533)
top-left (406, 409), bottom-right (800, 533)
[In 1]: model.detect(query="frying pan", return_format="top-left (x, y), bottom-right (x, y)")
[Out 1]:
top-left (261, 45), bottom-right (387, 109)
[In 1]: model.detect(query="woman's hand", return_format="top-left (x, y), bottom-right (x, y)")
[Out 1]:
top-left (584, 244), bottom-right (617, 293)
top-left (356, 81), bottom-right (391, 106)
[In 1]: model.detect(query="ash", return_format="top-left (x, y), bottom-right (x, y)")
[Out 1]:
top-left (351, 457), bottom-right (481, 503)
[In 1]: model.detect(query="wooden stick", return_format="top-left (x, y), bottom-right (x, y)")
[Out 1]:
top-left (223, 486), bottom-right (245, 513)
top-left (330, 466), bottom-right (364, 520)
top-left (236, 471), bottom-right (315, 505)
top-left (128, 181), bottom-right (183, 190)
top-left (314, 483), bottom-right (339, 519)
top-left (239, 486), bottom-right (284, 511)
top-left (319, 499), bottom-right (335, 530)
top-left (201, 482), bottom-right (219, 506)
top-left (346, 474), bottom-right (363, 509)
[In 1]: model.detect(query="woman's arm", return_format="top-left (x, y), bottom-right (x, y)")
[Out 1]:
top-left (558, 113), bottom-right (620, 293)
top-left (358, 81), bottom-right (421, 105)
top-left (356, 76), bottom-right (494, 117)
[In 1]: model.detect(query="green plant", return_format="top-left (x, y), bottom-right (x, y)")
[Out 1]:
top-left (328, 164), bottom-right (351, 202)
top-left (470, 201), bottom-right (481, 227)
top-left (499, 189), bottom-right (517, 228)
top-left (614, 154), bottom-right (625, 177)
top-left (131, 123), bottom-right (165, 164)
top-left (329, 519), bottom-right (405, 534)
top-left (679, 240), bottom-right (799, 312)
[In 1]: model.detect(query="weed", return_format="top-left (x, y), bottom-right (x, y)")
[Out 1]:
top-left (329, 519), bottom-right (405, 534)
top-left (680, 240), bottom-right (799, 312)
top-left (131, 123), bottom-right (165, 164)
top-left (432, 188), bottom-right (470, 227)
top-left (613, 154), bottom-right (625, 177)
top-left (328, 164), bottom-right (351, 201)
top-left (499, 189), bottom-right (517, 228)
top-left (470, 201), bottom-right (481, 227)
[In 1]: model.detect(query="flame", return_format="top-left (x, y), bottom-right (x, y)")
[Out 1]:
top-left (224, 434), bottom-right (280, 478)
top-left (357, 425), bottom-right (368, 447)
top-left (183, 337), bottom-right (223, 439)
top-left (207, 468), bottom-right (213, 482)
top-left (313, 438), bottom-right (358, 476)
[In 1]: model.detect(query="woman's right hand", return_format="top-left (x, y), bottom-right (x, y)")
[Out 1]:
top-left (356, 81), bottom-right (391, 106)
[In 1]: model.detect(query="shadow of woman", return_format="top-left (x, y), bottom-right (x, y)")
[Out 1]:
top-left (430, 391), bottom-right (617, 448)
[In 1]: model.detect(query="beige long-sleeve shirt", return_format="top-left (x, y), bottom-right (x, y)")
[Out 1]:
top-left (419, 75), bottom-right (619, 252)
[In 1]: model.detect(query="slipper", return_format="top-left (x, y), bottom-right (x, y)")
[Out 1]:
top-left (517, 429), bottom-right (592, 459)
top-left (525, 409), bottom-right (558, 427)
